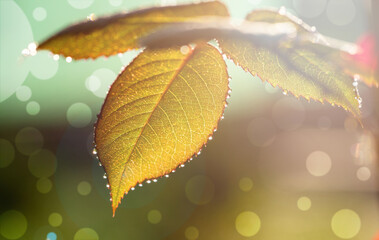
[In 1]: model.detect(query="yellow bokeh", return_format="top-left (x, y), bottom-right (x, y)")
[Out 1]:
top-left (235, 211), bottom-right (261, 237)
top-left (331, 209), bottom-right (361, 239)
top-left (74, 228), bottom-right (99, 240)
top-left (147, 210), bottom-right (162, 224)
top-left (0, 210), bottom-right (27, 240)
top-left (48, 212), bottom-right (62, 227)
top-left (36, 178), bottom-right (52, 194)
top-left (239, 177), bottom-right (253, 192)
top-left (185, 226), bottom-right (199, 240)
top-left (77, 181), bottom-right (92, 196)
top-left (297, 196), bottom-right (311, 211)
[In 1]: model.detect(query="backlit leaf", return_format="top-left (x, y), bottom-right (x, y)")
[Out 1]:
top-left (94, 43), bottom-right (229, 215)
top-left (139, 19), bottom-right (297, 49)
top-left (219, 10), bottom-right (361, 117)
top-left (37, 1), bottom-right (228, 59)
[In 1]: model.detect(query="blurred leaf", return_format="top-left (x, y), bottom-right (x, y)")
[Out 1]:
top-left (38, 1), bottom-right (228, 59)
top-left (219, 9), bottom-right (361, 117)
top-left (94, 43), bottom-right (228, 215)
top-left (139, 19), bottom-right (297, 49)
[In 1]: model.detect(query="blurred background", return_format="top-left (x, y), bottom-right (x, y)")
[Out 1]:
top-left (1, 0), bottom-right (378, 239)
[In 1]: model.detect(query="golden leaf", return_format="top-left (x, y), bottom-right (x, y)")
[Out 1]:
top-left (94, 43), bottom-right (229, 215)
top-left (37, 1), bottom-right (228, 59)
top-left (219, 9), bottom-right (362, 117)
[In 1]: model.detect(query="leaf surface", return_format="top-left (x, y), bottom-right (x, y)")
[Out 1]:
top-left (94, 43), bottom-right (229, 215)
top-left (219, 10), bottom-right (361, 117)
top-left (38, 1), bottom-right (228, 59)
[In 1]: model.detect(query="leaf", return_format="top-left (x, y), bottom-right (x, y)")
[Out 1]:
top-left (94, 43), bottom-right (229, 215)
top-left (218, 9), bottom-right (361, 117)
top-left (139, 18), bottom-right (297, 49)
top-left (37, 1), bottom-right (229, 59)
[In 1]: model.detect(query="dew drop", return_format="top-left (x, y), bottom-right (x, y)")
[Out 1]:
top-left (165, 174), bottom-right (169, 178)
top-left (139, 183), bottom-right (143, 187)
top-left (66, 56), bottom-right (72, 63)
top-left (131, 187), bottom-right (135, 191)
top-left (87, 13), bottom-right (96, 21)
top-left (180, 164), bottom-right (185, 167)
top-left (222, 54), bottom-right (228, 60)
top-left (146, 180), bottom-right (151, 184)
top-left (180, 45), bottom-right (190, 55)
top-left (282, 91), bottom-right (288, 95)
top-left (106, 184), bottom-right (109, 188)
top-left (27, 42), bottom-right (38, 56)
top-left (310, 26), bottom-right (317, 32)
top-left (213, 128), bottom-right (217, 132)
top-left (353, 75), bottom-right (362, 108)
top-left (208, 136), bottom-right (213, 140)
top-left (53, 54), bottom-right (59, 61)
top-left (221, 115), bottom-right (225, 119)
top-left (110, 197), bottom-right (112, 201)
top-left (98, 162), bottom-right (102, 166)
top-left (228, 89), bottom-right (232, 94)
top-left (190, 158), bottom-right (193, 161)
top-left (92, 148), bottom-right (97, 155)
top-left (153, 179), bottom-right (157, 182)
top-left (197, 150), bottom-right (201, 155)
top-left (279, 6), bottom-right (286, 15)
top-left (21, 48), bottom-right (30, 56)
top-left (28, 42), bottom-right (37, 51)
top-left (172, 170), bottom-right (176, 173)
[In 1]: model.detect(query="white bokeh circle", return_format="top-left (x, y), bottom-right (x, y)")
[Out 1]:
top-left (326, 0), bottom-right (356, 26)
top-left (0, 1), bottom-right (33, 102)
top-left (26, 101), bottom-right (40, 115)
top-left (33, 7), bottom-right (47, 21)
top-left (67, 0), bottom-right (94, 9)
top-left (66, 103), bottom-right (92, 128)
top-left (109, 0), bottom-right (123, 7)
top-left (28, 51), bottom-right (59, 80)
top-left (356, 167), bottom-right (371, 181)
top-left (293, 0), bottom-right (327, 18)
top-left (85, 68), bottom-right (116, 98)
top-left (306, 151), bottom-right (332, 177)
top-left (16, 86), bottom-right (32, 102)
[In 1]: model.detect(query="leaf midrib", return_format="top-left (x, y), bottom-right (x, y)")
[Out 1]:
top-left (112, 46), bottom-right (197, 210)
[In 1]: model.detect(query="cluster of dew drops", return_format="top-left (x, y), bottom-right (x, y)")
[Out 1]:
top-left (22, 42), bottom-right (73, 63)
top-left (353, 74), bottom-right (363, 109)
top-left (22, 13), bottom-right (100, 62)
